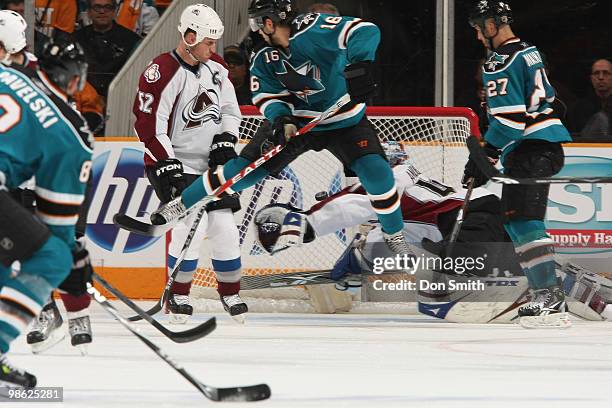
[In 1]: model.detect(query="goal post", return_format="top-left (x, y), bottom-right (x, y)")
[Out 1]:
top-left (191, 106), bottom-right (479, 313)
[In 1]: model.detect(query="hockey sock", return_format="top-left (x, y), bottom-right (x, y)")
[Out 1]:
top-left (59, 292), bottom-right (91, 312)
top-left (182, 157), bottom-right (269, 208)
top-left (350, 154), bottom-right (403, 234)
top-left (505, 219), bottom-right (557, 289)
top-left (168, 255), bottom-right (196, 295)
top-left (0, 279), bottom-right (47, 352)
top-left (213, 257), bottom-right (242, 296)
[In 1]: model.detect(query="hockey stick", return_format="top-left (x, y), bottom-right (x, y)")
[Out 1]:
top-left (466, 136), bottom-right (612, 184)
top-left (92, 272), bottom-right (215, 343)
top-left (127, 206), bottom-right (206, 321)
top-left (86, 283), bottom-right (271, 402)
top-left (114, 94), bottom-right (352, 236)
top-left (444, 177), bottom-right (474, 257)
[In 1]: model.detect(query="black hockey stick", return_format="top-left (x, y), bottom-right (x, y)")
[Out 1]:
top-left (127, 206), bottom-right (207, 321)
top-left (114, 95), bottom-right (352, 237)
top-left (444, 177), bottom-right (474, 257)
top-left (466, 136), bottom-right (612, 184)
top-left (92, 272), bottom-right (215, 343)
top-left (86, 283), bottom-right (271, 402)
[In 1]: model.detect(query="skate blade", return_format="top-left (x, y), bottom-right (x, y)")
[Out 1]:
top-left (75, 344), bottom-right (89, 356)
top-left (30, 331), bottom-right (66, 354)
top-left (230, 313), bottom-right (246, 324)
top-left (520, 312), bottom-right (572, 329)
top-left (168, 314), bottom-right (190, 325)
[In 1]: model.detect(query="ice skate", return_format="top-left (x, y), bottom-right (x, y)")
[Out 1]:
top-left (220, 294), bottom-right (248, 324)
top-left (519, 285), bottom-right (571, 329)
top-left (165, 293), bottom-right (193, 324)
top-left (26, 300), bottom-right (65, 354)
top-left (0, 354), bottom-right (36, 391)
top-left (150, 196), bottom-right (187, 225)
top-left (68, 311), bottom-right (92, 355)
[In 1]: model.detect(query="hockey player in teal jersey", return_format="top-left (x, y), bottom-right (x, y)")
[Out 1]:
top-left (154, 0), bottom-right (414, 256)
top-left (0, 36), bottom-right (92, 387)
top-left (464, 1), bottom-right (572, 328)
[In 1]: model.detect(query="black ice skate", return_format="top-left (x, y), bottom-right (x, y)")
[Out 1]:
top-left (165, 294), bottom-right (193, 324)
top-left (26, 300), bottom-right (65, 354)
top-left (68, 311), bottom-right (92, 355)
top-left (0, 354), bottom-right (36, 391)
top-left (220, 294), bottom-right (248, 324)
top-left (518, 285), bottom-right (571, 329)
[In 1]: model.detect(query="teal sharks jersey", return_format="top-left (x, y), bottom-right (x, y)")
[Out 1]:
top-left (250, 13), bottom-right (380, 131)
top-left (482, 38), bottom-right (571, 154)
top-left (0, 65), bottom-right (93, 247)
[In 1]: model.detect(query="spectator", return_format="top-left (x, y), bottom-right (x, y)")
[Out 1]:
top-left (74, 0), bottom-right (141, 98)
top-left (308, 3), bottom-right (339, 15)
top-left (2, 0), bottom-right (24, 16)
top-left (35, 0), bottom-right (77, 36)
top-left (116, 0), bottom-right (160, 37)
top-left (568, 58), bottom-right (612, 137)
top-left (224, 45), bottom-right (251, 105)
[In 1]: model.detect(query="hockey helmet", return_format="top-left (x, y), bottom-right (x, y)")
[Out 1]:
top-left (0, 10), bottom-right (27, 55)
top-left (178, 4), bottom-right (224, 45)
top-left (38, 37), bottom-right (88, 93)
top-left (248, 0), bottom-right (295, 30)
top-left (469, 1), bottom-right (513, 31)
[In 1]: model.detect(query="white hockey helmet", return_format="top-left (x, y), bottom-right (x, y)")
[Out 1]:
top-left (178, 4), bottom-right (224, 46)
top-left (0, 10), bottom-right (27, 55)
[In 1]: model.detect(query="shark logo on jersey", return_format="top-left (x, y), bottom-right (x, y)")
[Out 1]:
top-left (485, 52), bottom-right (510, 70)
top-left (293, 13), bottom-right (317, 30)
top-left (182, 84), bottom-right (221, 130)
top-left (275, 60), bottom-right (325, 103)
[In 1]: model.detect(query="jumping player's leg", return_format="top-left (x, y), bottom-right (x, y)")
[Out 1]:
top-left (327, 117), bottom-right (407, 254)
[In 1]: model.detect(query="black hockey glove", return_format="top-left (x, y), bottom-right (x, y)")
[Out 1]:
top-left (261, 116), bottom-right (299, 154)
top-left (462, 142), bottom-right (500, 188)
top-left (59, 237), bottom-right (93, 296)
top-left (146, 158), bottom-right (187, 203)
top-left (344, 61), bottom-right (377, 104)
top-left (208, 132), bottom-right (238, 168)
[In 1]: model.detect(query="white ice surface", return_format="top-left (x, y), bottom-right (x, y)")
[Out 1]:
top-left (7, 301), bottom-right (612, 408)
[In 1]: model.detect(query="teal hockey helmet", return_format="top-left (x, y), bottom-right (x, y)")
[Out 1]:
top-left (469, 1), bottom-right (513, 31)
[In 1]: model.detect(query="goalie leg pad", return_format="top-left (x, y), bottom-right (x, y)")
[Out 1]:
top-left (502, 140), bottom-right (564, 221)
top-left (0, 191), bottom-right (51, 267)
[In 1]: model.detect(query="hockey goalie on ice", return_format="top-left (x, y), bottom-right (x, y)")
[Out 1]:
top-left (254, 142), bottom-right (612, 324)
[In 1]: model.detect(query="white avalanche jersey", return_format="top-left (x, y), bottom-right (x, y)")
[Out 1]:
top-left (133, 51), bottom-right (241, 174)
top-left (307, 164), bottom-right (495, 237)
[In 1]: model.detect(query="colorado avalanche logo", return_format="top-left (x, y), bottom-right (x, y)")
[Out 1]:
top-left (182, 85), bottom-right (222, 130)
top-left (144, 63), bottom-right (161, 83)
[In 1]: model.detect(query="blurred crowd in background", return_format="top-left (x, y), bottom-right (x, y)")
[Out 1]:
top-left (2, 0), bottom-right (609, 140)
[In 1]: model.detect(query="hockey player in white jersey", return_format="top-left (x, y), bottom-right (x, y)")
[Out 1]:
top-left (133, 4), bottom-right (246, 322)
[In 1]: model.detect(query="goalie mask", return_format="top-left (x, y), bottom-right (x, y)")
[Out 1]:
top-left (382, 141), bottom-right (409, 166)
top-left (254, 203), bottom-right (315, 254)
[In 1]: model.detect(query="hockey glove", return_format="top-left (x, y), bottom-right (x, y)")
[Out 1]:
top-left (208, 132), bottom-right (238, 168)
top-left (60, 237), bottom-right (93, 296)
top-left (344, 61), bottom-right (377, 103)
top-left (261, 116), bottom-right (299, 154)
top-left (146, 158), bottom-right (187, 203)
top-left (462, 142), bottom-right (500, 188)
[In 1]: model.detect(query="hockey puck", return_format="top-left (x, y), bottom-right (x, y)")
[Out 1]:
top-left (315, 191), bottom-right (328, 201)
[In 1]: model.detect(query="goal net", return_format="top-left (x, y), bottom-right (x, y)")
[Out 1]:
top-left (190, 106), bottom-right (478, 313)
